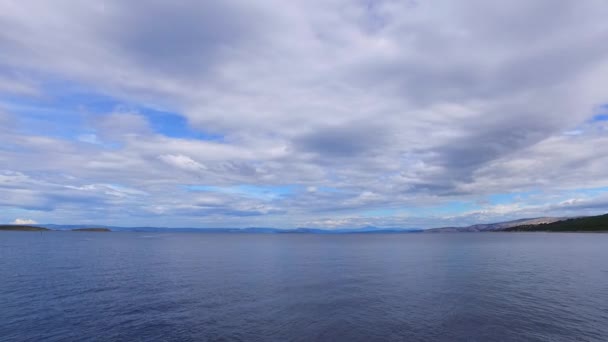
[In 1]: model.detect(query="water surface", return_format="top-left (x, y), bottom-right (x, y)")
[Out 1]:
top-left (1, 232), bottom-right (607, 341)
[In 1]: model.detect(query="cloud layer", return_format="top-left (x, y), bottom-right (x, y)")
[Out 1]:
top-left (1, 0), bottom-right (608, 228)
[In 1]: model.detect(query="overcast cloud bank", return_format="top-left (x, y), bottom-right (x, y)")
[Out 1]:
top-left (1, 0), bottom-right (608, 228)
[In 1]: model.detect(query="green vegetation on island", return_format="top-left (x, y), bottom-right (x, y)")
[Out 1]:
top-left (504, 214), bottom-right (608, 232)
top-left (0, 225), bottom-right (111, 232)
top-left (71, 228), bottom-right (111, 232)
top-left (0, 225), bottom-right (50, 231)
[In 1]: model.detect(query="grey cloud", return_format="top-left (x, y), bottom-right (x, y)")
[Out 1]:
top-left (458, 0), bottom-right (606, 44)
top-left (100, 1), bottom-right (271, 79)
top-left (294, 122), bottom-right (390, 158)
top-left (434, 119), bottom-right (546, 178)
top-left (0, 188), bottom-right (52, 211)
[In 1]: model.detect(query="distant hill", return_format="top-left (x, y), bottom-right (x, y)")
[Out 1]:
top-left (426, 217), bottom-right (567, 233)
top-left (0, 225), bottom-right (50, 231)
top-left (503, 214), bottom-right (608, 232)
top-left (71, 228), bottom-right (111, 232)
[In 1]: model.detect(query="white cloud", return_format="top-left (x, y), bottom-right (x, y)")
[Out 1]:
top-left (12, 218), bottom-right (38, 225)
top-left (158, 154), bottom-right (207, 172)
top-left (77, 134), bottom-right (101, 144)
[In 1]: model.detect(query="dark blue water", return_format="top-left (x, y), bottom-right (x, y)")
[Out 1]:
top-left (1, 232), bottom-right (607, 341)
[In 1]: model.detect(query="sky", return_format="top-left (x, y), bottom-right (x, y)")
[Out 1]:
top-left (1, 0), bottom-right (608, 229)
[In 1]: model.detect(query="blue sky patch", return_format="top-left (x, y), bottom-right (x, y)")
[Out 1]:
top-left (570, 186), bottom-right (608, 196)
top-left (1, 80), bottom-right (222, 142)
top-left (138, 108), bottom-right (223, 141)
top-left (592, 114), bottom-right (608, 122)
top-left (184, 184), bottom-right (297, 200)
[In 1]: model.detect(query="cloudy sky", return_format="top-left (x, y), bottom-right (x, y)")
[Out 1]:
top-left (1, 0), bottom-right (608, 229)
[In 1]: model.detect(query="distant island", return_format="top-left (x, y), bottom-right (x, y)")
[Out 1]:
top-left (0, 225), bottom-right (111, 232)
top-left (0, 225), bottom-right (50, 231)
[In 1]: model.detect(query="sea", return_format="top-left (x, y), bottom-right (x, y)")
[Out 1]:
top-left (1, 231), bottom-right (607, 341)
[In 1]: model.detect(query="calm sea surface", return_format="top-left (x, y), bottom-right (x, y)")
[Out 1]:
top-left (1, 232), bottom-right (607, 341)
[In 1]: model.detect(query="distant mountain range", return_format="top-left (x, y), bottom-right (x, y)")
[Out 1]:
top-left (38, 224), bottom-right (424, 234)
top-left (4, 214), bottom-right (607, 233)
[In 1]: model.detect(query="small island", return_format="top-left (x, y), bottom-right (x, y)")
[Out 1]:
top-left (0, 225), bottom-right (50, 231)
top-left (0, 225), bottom-right (112, 232)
